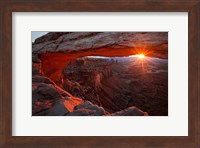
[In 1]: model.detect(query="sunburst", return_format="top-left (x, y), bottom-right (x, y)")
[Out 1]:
top-left (137, 54), bottom-right (145, 59)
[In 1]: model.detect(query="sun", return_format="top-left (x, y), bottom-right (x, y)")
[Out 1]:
top-left (137, 54), bottom-right (145, 59)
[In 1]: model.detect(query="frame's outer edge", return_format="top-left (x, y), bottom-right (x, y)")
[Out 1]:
top-left (1, 1), bottom-right (13, 147)
top-left (0, 1), bottom-right (2, 147)
top-left (189, 1), bottom-right (200, 147)
top-left (197, 1), bottom-right (200, 147)
top-left (0, 1), bottom-right (4, 147)
top-left (0, 0), bottom-right (200, 148)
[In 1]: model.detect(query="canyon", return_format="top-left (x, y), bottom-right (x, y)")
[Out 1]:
top-left (32, 32), bottom-right (168, 116)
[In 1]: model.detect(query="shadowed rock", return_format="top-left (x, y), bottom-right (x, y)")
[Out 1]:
top-left (32, 53), bottom-right (41, 63)
top-left (110, 106), bottom-right (148, 116)
top-left (32, 75), bottom-right (84, 115)
top-left (32, 76), bottom-right (55, 85)
top-left (66, 101), bottom-right (106, 116)
top-left (32, 65), bottom-right (41, 76)
top-left (35, 102), bottom-right (69, 116)
top-left (32, 83), bottom-right (61, 101)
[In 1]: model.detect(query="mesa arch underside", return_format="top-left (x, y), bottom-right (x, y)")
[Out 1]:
top-left (39, 46), bottom-right (167, 84)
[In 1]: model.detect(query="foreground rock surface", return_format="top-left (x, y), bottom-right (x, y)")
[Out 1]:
top-left (66, 101), bottom-right (106, 116)
top-left (32, 75), bottom-right (107, 116)
top-left (32, 75), bottom-right (82, 115)
top-left (110, 106), bottom-right (148, 116)
top-left (32, 75), bottom-right (148, 116)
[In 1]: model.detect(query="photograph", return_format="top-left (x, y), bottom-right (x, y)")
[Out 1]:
top-left (32, 32), bottom-right (168, 116)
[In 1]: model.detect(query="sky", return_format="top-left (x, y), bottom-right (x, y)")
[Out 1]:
top-left (31, 31), bottom-right (49, 43)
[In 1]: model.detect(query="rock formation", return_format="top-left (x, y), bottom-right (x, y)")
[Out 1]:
top-left (32, 32), bottom-right (168, 116)
top-left (62, 57), bottom-right (131, 113)
top-left (33, 32), bottom-right (168, 84)
top-left (110, 106), bottom-right (149, 116)
top-left (33, 32), bottom-right (168, 59)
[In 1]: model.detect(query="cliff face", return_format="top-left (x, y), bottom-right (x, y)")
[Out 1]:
top-left (62, 57), bottom-right (131, 113)
top-left (63, 58), bottom-right (112, 88)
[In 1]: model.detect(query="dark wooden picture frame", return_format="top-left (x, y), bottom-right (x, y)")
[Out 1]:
top-left (0, 0), bottom-right (199, 147)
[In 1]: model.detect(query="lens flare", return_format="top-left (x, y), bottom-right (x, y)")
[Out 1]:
top-left (137, 54), bottom-right (145, 59)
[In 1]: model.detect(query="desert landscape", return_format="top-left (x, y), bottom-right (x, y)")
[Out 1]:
top-left (32, 32), bottom-right (168, 116)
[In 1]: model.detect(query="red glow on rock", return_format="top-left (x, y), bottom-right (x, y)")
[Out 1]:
top-left (40, 46), bottom-right (167, 84)
top-left (64, 97), bottom-right (83, 112)
top-left (40, 48), bottom-right (134, 83)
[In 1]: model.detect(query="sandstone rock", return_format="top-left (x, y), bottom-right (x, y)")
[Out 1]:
top-left (32, 62), bottom-right (42, 76)
top-left (32, 53), bottom-right (41, 63)
top-left (32, 76), bottom-right (55, 85)
top-left (32, 66), bottom-right (41, 76)
top-left (32, 32), bottom-right (168, 59)
top-left (32, 75), bottom-right (85, 115)
top-left (62, 57), bottom-right (131, 113)
top-left (34, 32), bottom-right (68, 44)
top-left (33, 32), bottom-right (168, 85)
top-left (35, 102), bottom-right (69, 116)
top-left (32, 83), bottom-right (62, 101)
top-left (110, 106), bottom-right (148, 116)
top-left (66, 101), bottom-right (106, 116)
